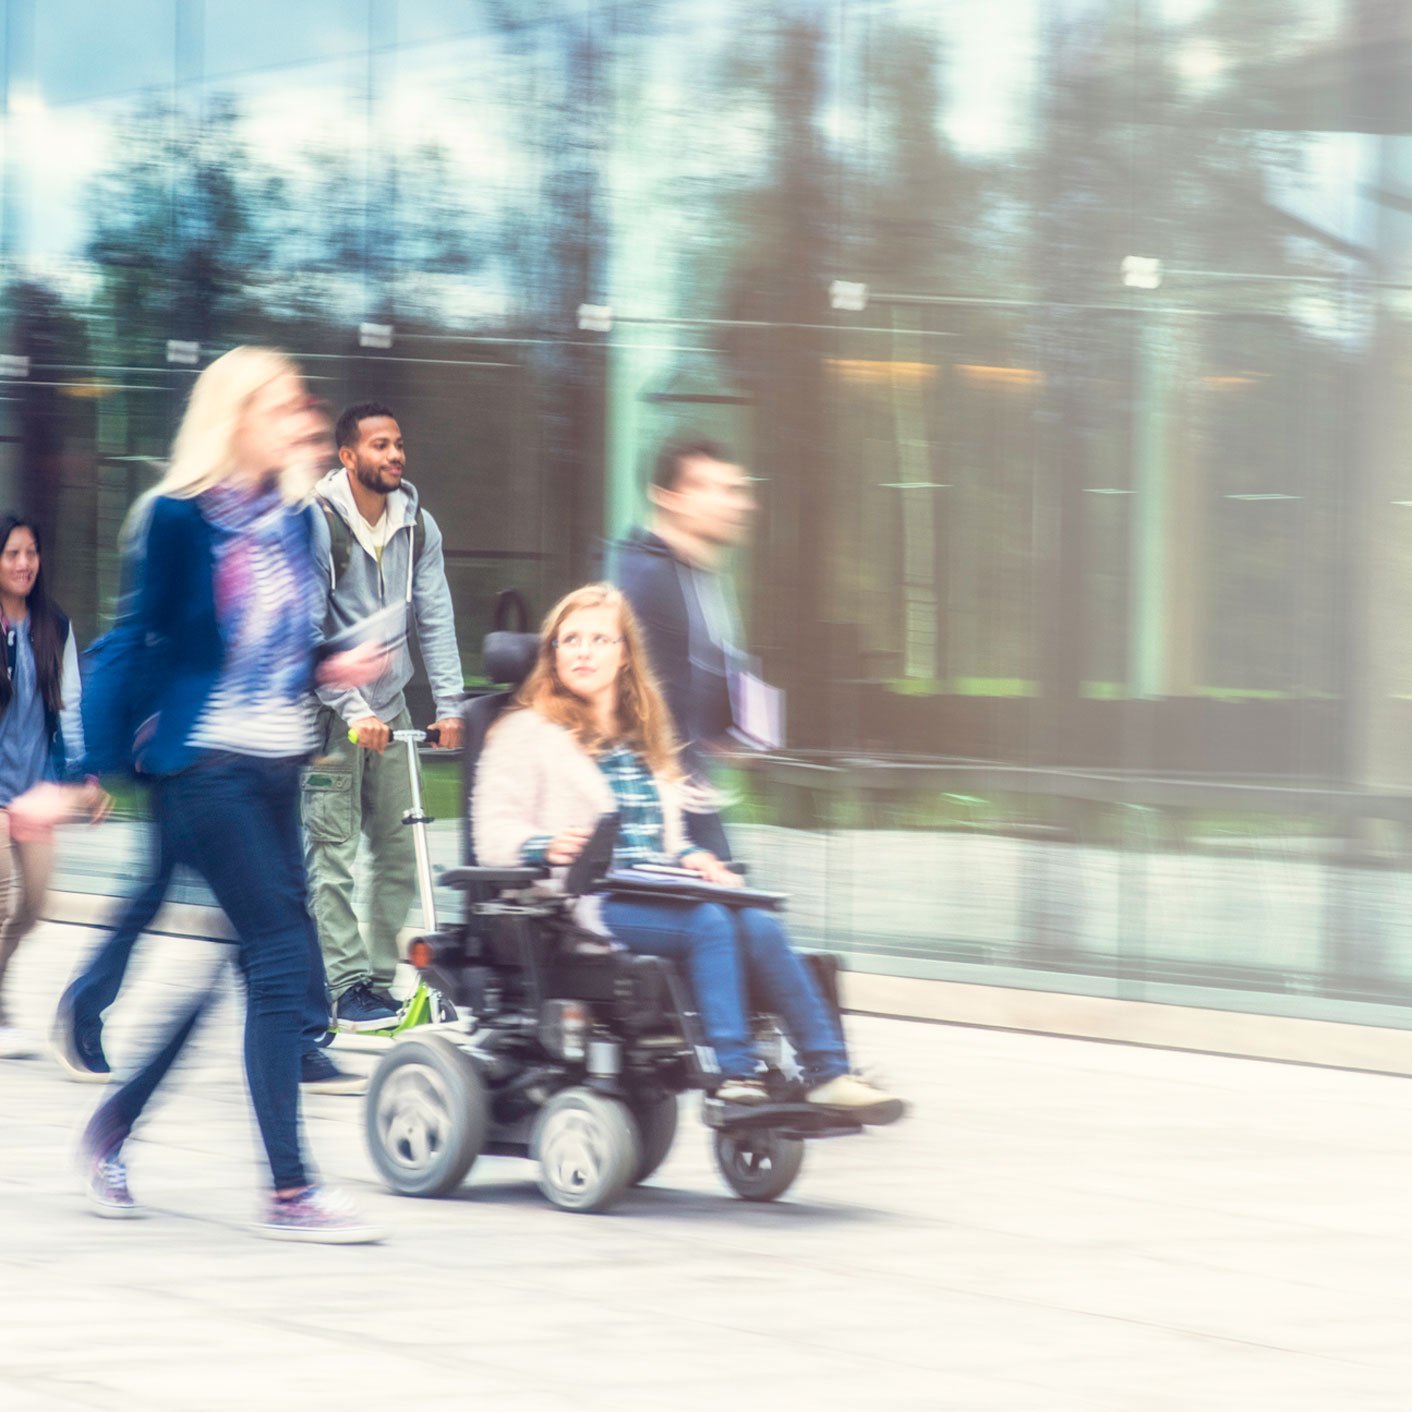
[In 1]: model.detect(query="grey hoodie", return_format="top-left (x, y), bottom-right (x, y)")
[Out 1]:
top-left (311, 467), bottom-right (464, 725)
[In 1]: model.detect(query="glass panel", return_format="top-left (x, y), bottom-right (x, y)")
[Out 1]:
top-left (202, 0), bottom-right (370, 80)
top-left (32, 0), bottom-right (178, 104)
top-left (9, 0), bottom-right (1412, 1037)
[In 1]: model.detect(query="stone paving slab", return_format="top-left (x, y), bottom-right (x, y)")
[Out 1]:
top-left (0, 921), bottom-right (1408, 1410)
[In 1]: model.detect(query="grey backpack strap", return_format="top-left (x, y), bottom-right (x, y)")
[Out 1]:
top-left (403, 509), bottom-right (428, 605)
top-left (318, 498), bottom-right (352, 589)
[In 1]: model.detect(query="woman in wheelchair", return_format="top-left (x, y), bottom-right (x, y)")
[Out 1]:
top-left (473, 583), bottom-right (904, 1123)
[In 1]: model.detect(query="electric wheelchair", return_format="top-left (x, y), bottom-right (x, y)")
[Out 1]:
top-left (362, 609), bottom-right (889, 1215)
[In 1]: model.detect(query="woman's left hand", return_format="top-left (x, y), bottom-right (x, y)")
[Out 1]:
top-left (681, 850), bottom-right (743, 888)
top-left (317, 640), bottom-right (389, 689)
top-left (80, 778), bottom-right (113, 826)
top-left (6, 781), bottom-right (110, 842)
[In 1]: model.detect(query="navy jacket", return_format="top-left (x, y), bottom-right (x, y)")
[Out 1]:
top-left (613, 529), bottom-right (736, 770)
top-left (113, 495), bottom-right (318, 776)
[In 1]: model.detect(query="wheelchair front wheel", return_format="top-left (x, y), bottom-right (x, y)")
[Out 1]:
top-left (628, 1094), bottom-right (679, 1185)
top-left (532, 1087), bottom-right (640, 1214)
top-left (364, 1036), bottom-right (488, 1197)
top-left (713, 1127), bottom-right (805, 1202)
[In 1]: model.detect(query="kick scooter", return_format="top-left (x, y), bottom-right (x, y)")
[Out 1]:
top-left (316, 726), bottom-right (458, 1046)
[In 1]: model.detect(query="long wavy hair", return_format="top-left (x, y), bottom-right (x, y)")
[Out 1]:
top-left (0, 517), bottom-right (66, 718)
top-left (154, 346), bottom-right (307, 504)
top-left (516, 583), bottom-right (682, 779)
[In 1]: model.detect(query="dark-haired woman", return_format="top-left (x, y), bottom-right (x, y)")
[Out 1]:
top-left (0, 517), bottom-right (102, 1058)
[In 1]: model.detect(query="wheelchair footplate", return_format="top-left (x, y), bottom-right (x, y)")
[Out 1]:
top-left (702, 1096), bottom-right (864, 1141)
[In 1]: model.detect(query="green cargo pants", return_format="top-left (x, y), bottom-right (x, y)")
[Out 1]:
top-left (302, 705), bottom-right (417, 1000)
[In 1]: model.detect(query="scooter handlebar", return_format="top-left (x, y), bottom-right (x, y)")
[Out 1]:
top-left (348, 726), bottom-right (441, 746)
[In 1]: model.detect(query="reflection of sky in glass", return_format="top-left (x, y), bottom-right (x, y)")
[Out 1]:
top-left (940, 0), bottom-right (1039, 155)
top-left (816, 0), bottom-right (1039, 158)
top-left (0, 0), bottom-right (1391, 297)
top-left (31, 0), bottom-right (177, 103)
top-left (202, 0), bottom-right (370, 79)
top-left (7, 24), bottom-right (538, 305)
top-left (1269, 131), bottom-right (1378, 268)
top-left (6, 96), bottom-right (119, 266)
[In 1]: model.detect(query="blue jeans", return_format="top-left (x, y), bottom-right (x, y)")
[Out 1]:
top-left (599, 897), bottom-right (849, 1086)
top-left (62, 835), bottom-right (173, 1028)
top-left (86, 755), bottom-right (317, 1191)
top-left (63, 813), bottom-right (330, 1051)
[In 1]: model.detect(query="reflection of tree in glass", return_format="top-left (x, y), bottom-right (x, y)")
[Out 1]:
top-left (84, 93), bottom-right (484, 343)
top-left (86, 95), bottom-right (281, 354)
top-left (1030, 3), bottom-right (1337, 705)
top-left (1032, 3), bottom-right (1317, 301)
top-left (1, 282), bottom-right (96, 633)
top-left (843, 17), bottom-right (982, 293)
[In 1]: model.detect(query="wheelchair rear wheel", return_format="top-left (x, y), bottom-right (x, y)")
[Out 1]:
top-left (713, 1127), bottom-right (805, 1202)
top-left (364, 1036), bottom-right (489, 1197)
top-left (532, 1087), bottom-right (640, 1214)
top-left (628, 1094), bottom-right (679, 1185)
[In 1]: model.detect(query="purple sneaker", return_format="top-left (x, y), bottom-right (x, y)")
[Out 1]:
top-left (85, 1149), bottom-right (141, 1219)
top-left (256, 1186), bottom-right (384, 1245)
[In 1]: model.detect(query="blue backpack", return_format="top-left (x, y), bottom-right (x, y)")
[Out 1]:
top-left (80, 619), bottom-right (159, 777)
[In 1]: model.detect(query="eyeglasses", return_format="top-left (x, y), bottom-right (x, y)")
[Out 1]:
top-left (553, 633), bottom-right (623, 653)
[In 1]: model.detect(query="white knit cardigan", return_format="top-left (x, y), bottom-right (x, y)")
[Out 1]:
top-left (472, 705), bottom-right (690, 872)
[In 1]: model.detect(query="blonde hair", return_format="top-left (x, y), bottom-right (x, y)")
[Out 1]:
top-left (155, 346), bottom-right (307, 503)
top-left (517, 583), bottom-right (682, 778)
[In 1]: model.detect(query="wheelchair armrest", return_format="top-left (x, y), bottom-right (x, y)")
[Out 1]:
top-left (439, 865), bottom-right (547, 890)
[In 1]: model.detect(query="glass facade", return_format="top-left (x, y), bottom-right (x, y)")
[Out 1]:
top-left (4, 0), bottom-right (1412, 1028)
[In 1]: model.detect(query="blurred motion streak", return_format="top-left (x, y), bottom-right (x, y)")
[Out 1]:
top-left (1, 0), bottom-right (1412, 1047)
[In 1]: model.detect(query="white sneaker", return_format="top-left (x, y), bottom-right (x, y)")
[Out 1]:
top-left (0, 1026), bottom-right (39, 1059)
top-left (805, 1073), bottom-right (906, 1125)
top-left (84, 1149), bottom-right (143, 1219)
top-left (255, 1185), bottom-right (384, 1245)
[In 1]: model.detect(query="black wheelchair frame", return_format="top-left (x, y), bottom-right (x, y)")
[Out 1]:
top-left (361, 622), bottom-right (867, 1214)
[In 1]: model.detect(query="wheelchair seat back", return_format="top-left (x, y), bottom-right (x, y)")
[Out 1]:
top-left (460, 614), bottom-right (539, 868)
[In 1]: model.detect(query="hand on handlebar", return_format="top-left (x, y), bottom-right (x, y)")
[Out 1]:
top-left (546, 827), bottom-right (592, 866)
top-left (347, 716), bottom-right (391, 753)
top-left (428, 716), bottom-right (463, 751)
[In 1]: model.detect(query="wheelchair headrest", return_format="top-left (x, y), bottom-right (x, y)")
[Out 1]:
top-left (483, 631), bottom-right (539, 688)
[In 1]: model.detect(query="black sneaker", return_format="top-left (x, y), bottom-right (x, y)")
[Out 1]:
top-left (368, 985), bottom-right (402, 1014)
top-left (332, 981), bottom-right (398, 1031)
top-left (52, 998), bottom-right (112, 1084)
top-left (299, 1050), bottom-right (366, 1096)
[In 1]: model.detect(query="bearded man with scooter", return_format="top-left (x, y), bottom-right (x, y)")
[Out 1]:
top-left (304, 402), bottom-right (464, 1034)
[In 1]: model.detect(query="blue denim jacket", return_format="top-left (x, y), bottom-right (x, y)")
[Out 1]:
top-left (120, 495), bottom-right (319, 776)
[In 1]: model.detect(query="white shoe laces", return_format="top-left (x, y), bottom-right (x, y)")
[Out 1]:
top-left (297, 1186), bottom-right (358, 1219)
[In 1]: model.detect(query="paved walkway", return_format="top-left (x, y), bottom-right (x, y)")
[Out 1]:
top-left (0, 920), bottom-right (1408, 1411)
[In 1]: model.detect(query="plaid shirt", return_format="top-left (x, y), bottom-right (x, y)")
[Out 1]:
top-left (520, 744), bottom-right (691, 869)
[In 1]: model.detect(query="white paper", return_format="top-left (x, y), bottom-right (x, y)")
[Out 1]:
top-left (729, 670), bottom-right (785, 751)
top-left (323, 602), bottom-right (407, 656)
